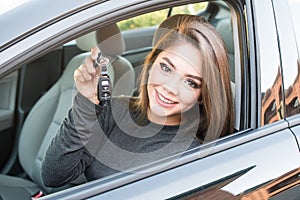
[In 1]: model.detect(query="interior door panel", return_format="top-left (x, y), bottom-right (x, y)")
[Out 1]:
top-left (0, 71), bottom-right (17, 132)
top-left (0, 71), bottom-right (18, 171)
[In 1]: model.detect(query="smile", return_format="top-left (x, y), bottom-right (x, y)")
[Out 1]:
top-left (156, 90), bottom-right (177, 105)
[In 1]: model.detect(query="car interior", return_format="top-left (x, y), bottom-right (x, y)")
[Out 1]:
top-left (0, 1), bottom-right (238, 199)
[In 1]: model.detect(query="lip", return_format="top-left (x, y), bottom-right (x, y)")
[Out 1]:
top-left (155, 89), bottom-right (178, 108)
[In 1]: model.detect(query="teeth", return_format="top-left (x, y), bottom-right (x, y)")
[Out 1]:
top-left (157, 92), bottom-right (175, 104)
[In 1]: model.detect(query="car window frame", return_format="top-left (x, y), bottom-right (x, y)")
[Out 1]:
top-left (3, 0), bottom-right (294, 199)
top-left (273, 0), bottom-right (300, 125)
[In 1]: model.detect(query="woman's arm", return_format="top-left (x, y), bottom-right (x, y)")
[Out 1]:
top-left (41, 92), bottom-right (108, 187)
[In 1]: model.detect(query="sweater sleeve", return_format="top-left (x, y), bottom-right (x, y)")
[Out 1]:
top-left (41, 92), bottom-right (109, 187)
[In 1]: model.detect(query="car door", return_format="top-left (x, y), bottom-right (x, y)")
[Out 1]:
top-left (88, 0), bottom-right (300, 198)
top-left (40, 0), bottom-right (300, 199)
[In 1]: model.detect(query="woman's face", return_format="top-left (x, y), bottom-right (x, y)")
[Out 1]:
top-left (147, 44), bottom-right (202, 125)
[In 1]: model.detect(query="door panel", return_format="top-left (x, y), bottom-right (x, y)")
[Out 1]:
top-left (43, 125), bottom-right (300, 199)
top-left (0, 71), bottom-right (17, 131)
top-left (0, 71), bottom-right (18, 171)
top-left (96, 130), bottom-right (300, 199)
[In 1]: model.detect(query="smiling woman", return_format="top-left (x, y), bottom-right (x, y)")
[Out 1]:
top-left (146, 45), bottom-right (203, 126)
top-left (138, 14), bottom-right (234, 141)
top-left (41, 14), bottom-right (234, 188)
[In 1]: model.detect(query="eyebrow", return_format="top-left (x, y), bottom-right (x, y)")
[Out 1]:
top-left (186, 74), bottom-right (202, 82)
top-left (162, 57), bottom-right (175, 69)
top-left (162, 57), bottom-right (202, 82)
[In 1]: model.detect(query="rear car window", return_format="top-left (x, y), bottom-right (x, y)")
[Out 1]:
top-left (117, 3), bottom-right (208, 31)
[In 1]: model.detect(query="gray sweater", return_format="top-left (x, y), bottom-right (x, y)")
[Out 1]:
top-left (42, 92), bottom-right (200, 187)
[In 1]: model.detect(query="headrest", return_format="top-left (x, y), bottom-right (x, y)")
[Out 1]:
top-left (76, 32), bottom-right (97, 52)
top-left (76, 23), bottom-right (125, 57)
top-left (152, 15), bottom-right (234, 54)
top-left (152, 14), bottom-right (182, 46)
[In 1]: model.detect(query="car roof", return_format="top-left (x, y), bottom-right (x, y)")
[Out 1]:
top-left (0, 0), bottom-right (103, 50)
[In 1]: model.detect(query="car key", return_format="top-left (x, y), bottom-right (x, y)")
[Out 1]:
top-left (93, 52), bottom-right (111, 106)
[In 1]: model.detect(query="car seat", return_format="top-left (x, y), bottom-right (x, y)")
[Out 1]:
top-left (215, 17), bottom-right (235, 83)
top-left (0, 23), bottom-right (135, 199)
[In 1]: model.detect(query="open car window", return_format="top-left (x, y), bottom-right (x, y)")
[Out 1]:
top-left (1, 0), bottom-right (300, 199)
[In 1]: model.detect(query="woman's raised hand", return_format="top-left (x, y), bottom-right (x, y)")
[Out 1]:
top-left (74, 47), bottom-right (101, 104)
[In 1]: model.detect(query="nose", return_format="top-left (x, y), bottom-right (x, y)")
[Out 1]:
top-left (164, 74), bottom-right (180, 95)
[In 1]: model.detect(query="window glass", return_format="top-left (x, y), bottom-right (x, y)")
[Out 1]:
top-left (117, 9), bottom-right (169, 31)
top-left (285, 0), bottom-right (300, 117)
top-left (288, 0), bottom-right (300, 52)
top-left (171, 2), bottom-right (208, 15)
top-left (258, 0), bottom-right (283, 126)
top-left (117, 3), bottom-right (207, 32)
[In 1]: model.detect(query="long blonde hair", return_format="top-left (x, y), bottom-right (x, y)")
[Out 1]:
top-left (132, 14), bottom-right (234, 142)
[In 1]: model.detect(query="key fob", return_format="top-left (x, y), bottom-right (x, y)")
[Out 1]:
top-left (93, 52), bottom-right (111, 106)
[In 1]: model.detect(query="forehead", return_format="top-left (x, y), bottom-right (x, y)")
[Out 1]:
top-left (158, 43), bottom-right (202, 74)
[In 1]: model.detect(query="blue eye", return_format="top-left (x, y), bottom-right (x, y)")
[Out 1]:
top-left (160, 63), bottom-right (172, 73)
top-left (184, 79), bottom-right (201, 89)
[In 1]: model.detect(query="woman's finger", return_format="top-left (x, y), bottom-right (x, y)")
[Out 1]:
top-left (77, 64), bottom-right (92, 81)
top-left (74, 66), bottom-right (85, 82)
top-left (85, 56), bottom-right (97, 75)
top-left (91, 46), bottom-right (100, 60)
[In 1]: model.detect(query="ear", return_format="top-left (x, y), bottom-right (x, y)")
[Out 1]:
top-left (198, 92), bottom-right (203, 104)
top-left (198, 98), bottom-right (203, 105)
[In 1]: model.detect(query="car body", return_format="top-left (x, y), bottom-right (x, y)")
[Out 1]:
top-left (0, 0), bottom-right (300, 199)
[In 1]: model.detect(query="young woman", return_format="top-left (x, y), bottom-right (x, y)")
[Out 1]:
top-left (42, 14), bottom-right (234, 187)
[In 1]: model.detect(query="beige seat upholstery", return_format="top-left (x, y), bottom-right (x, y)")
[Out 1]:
top-left (214, 18), bottom-right (236, 107)
top-left (0, 23), bottom-right (135, 199)
top-left (76, 23), bottom-right (135, 96)
top-left (215, 18), bottom-right (235, 83)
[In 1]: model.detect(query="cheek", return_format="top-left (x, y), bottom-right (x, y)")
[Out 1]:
top-left (179, 89), bottom-right (201, 106)
top-left (148, 66), bottom-right (164, 85)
